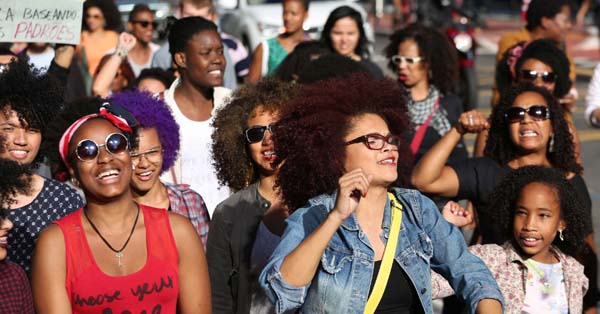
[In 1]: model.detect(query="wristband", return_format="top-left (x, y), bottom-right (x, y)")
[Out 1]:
top-left (114, 45), bottom-right (129, 59)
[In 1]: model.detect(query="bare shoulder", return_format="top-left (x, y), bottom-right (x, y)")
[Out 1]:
top-left (167, 212), bottom-right (198, 240)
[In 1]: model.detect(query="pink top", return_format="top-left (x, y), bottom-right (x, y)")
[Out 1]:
top-left (55, 205), bottom-right (179, 314)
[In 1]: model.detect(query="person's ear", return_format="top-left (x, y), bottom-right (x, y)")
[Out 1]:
top-left (174, 52), bottom-right (186, 69)
top-left (540, 16), bottom-right (553, 30)
top-left (558, 219), bottom-right (567, 232)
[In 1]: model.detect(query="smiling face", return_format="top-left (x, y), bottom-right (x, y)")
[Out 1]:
top-left (130, 128), bottom-right (163, 194)
top-left (513, 182), bottom-right (565, 263)
top-left (0, 107), bottom-right (41, 165)
top-left (69, 118), bottom-right (132, 202)
top-left (129, 11), bottom-right (155, 44)
top-left (85, 6), bottom-right (105, 32)
top-left (508, 91), bottom-right (553, 153)
top-left (343, 113), bottom-right (398, 187)
top-left (247, 107), bottom-right (278, 177)
top-left (519, 58), bottom-right (556, 93)
top-left (396, 39), bottom-right (428, 90)
top-left (330, 17), bottom-right (360, 57)
top-left (177, 30), bottom-right (225, 88)
top-left (282, 0), bottom-right (307, 34)
top-left (543, 5), bottom-right (572, 44)
top-left (0, 217), bottom-right (13, 261)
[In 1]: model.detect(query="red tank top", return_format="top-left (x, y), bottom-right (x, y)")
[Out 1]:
top-left (55, 205), bottom-right (179, 314)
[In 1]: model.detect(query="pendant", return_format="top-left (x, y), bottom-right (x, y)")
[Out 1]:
top-left (116, 251), bottom-right (123, 267)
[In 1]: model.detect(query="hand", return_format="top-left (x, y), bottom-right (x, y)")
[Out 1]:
top-left (117, 32), bottom-right (137, 53)
top-left (455, 110), bottom-right (489, 135)
top-left (330, 168), bottom-right (372, 222)
top-left (558, 93), bottom-right (577, 112)
top-left (442, 201), bottom-right (473, 228)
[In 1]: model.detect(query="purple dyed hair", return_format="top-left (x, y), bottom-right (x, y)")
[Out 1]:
top-left (109, 90), bottom-right (180, 174)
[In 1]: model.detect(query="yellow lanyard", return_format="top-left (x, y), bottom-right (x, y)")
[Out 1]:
top-left (364, 192), bottom-right (404, 314)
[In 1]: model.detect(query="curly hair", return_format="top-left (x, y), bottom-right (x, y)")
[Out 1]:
top-left (274, 73), bottom-right (412, 210)
top-left (484, 83), bottom-right (581, 174)
top-left (321, 6), bottom-right (369, 58)
top-left (489, 165), bottom-right (587, 257)
top-left (41, 97), bottom-right (139, 181)
top-left (384, 23), bottom-right (458, 95)
top-left (496, 39), bottom-right (571, 99)
top-left (0, 59), bottom-right (63, 165)
top-left (83, 0), bottom-right (123, 32)
top-left (109, 90), bottom-right (180, 174)
top-left (212, 78), bottom-right (298, 191)
top-left (0, 135), bottom-right (32, 214)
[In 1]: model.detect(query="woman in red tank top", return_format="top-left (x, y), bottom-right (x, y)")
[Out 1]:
top-left (31, 101), bottom-right (211, 313)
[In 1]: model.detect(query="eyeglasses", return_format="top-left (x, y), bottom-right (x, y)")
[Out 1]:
top-left (131, 20), bottom-right (158, 29)
top-left (245, 125), bottom-right (274, 143)
top-left (391, 55), bottom-right (424, 65)
top-left (504, 105), bottom-right (551, 124)
top-left (75, 133), bottom-right (130, 162)
top-left (346, 133), bottom-right (401, 150)
top-left (130, 146), bottom-right (162, 165)
top-left (520, 70), bottom-right (557, 84)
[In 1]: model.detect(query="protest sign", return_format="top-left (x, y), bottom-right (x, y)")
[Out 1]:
top-left (0, 0), bottom-right (83, 45)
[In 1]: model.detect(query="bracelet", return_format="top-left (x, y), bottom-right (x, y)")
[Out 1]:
top-left (114, 45), bottom-right (129, 59)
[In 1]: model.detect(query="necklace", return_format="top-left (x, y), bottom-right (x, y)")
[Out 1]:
top-left (84, 204), bottom-right (140, 267)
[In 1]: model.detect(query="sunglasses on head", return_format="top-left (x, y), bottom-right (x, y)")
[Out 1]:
top-left (504, 105), bottom-right (551, 124)
top-left (132, 20), bottom-right (158, 28)
top-left (391, 55), bottom-right (423, 65)
top-left (245, 125), bottom-right (274, 143)
top-left (520, 70), bottom-right (557, 84)
top-left (75, 133), bottom-right (129, 162)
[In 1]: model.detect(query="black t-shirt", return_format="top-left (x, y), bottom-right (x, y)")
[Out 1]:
top-left (451, 156), bottom-right (593, 244)
top-left (368, 261), bottom-right (424, 314)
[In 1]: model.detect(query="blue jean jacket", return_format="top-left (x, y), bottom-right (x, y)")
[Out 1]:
top-left (259, 188), bottom-right (504, 314)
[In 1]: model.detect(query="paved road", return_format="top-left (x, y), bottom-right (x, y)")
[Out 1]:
top-left (372, 32), bottom-right (600, 282)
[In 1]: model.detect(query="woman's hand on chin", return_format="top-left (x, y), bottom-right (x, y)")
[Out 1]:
top-left (330, 168), bottom-right (372, 223)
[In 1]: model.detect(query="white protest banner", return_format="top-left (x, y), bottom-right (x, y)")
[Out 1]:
top-left (0, 0), bottom-right (83, 45)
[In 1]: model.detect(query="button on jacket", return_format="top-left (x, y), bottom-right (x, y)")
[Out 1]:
top-left (259, 188), bottom-right (504, 314)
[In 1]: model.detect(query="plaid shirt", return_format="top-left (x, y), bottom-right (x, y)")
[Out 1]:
top-left (166, 183), bottom-right (210, 248)
top-left (432, 242), bottom-right (588, 314)
top-left (0, 260), bottom-right (34, 314)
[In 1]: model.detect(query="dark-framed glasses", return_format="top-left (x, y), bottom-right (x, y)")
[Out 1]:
top-left (346, 133), bottom-right (401, 150)
top-left (504, 105), bottom-right (551, 124)
top-left (130, 146), bottom-right (162, 165)
top-left (245, 124), bottom-right (274, 143)
top-left (75, 133), bottom-right (130, 162)
top-left (391, 55), bottom-right (424, 65)
top-left (131, 20), bottom-right (158, 29)
top-left (520, 70), bottom-right (557, 84)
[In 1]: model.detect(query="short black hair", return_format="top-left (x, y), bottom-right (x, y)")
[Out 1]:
top-left (296, 54), bottom-right (370, 84)
top-left (83, 0), bottom-right (123, 32)
top-left (135, 68), bottom-right (175, 89)
top-left (489, 165), bottom-right (587, 257)
top-left (321, 6), bottom-right (369, 58)
top-left (129, 4), bottom-right (153, 22)
top-left (384, 23), bottom-right (458, 95)
top-left (525, 0), bottom-right (570, 31)
top-left (168, 16), bottom-right (219, 58)
top-left (285, 0), bottom-right (310, 11)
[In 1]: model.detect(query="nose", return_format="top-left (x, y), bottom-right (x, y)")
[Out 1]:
top-left (135, 153), bottom-right (150, 168)
top-left (0, 218), bottom-right (13, 232)
top-left (523, 214), bottom-right (537, 231)
top-left (96, 145), bottom-right (114, 164)
top-left (13, 128), bottom-right (27, 145)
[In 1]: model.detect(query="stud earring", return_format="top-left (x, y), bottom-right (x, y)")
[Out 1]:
top-left (558, 229), bottom-right (564, 241)
top-left (132, 164), bottom-right (136, 170)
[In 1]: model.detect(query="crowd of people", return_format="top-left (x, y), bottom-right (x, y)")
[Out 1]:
top-left (0, 0), bottom-right (599, 313)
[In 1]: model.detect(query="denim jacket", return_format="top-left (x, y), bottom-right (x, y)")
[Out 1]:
top-left (259, 188), bottom-right (504, 314)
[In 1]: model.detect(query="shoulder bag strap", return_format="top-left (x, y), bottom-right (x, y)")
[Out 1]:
top-left (364, 192), bottom-right (404, 314)
top-left (410, 96), bottom-right (440, 155)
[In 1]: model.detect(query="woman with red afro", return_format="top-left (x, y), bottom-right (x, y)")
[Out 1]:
top-left (258, 73), bottom-right (504, 314)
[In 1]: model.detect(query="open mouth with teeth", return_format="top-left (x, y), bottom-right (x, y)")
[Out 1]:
top-left (208, 70), bottom-right (222, 76)
top-left (520, 236), bottom-right (541, 247)
top-left (96, 169), bottom-right (121, 181)
top-left (135, 169), bottom-right (155, 182)
top-left (519, 129), bottom-right (539, 137)
top-left (377, 157), bottom-right (397, 166)
top-left (0, 237), bottom-right (7, 249)
top-left (263, 150), bottom-right (276, 162)
top-left (8, 149), bottom-right (29, 160)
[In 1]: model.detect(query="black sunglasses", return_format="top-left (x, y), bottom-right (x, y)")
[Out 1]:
top-left (245, 125), bottom-right (274, 143)
top-left (75, 133), bottom-right (130, 162)
top-left (346, 133), bottom-right (401, 150)
top-left (520, 70), bottom-right (557, 84)
top-left (131, 20), bottom-right (158, 29)
top-left (504, 105), bottom-right (551, 124)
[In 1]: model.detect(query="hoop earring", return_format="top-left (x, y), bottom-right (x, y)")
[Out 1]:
top-left (548, 134), bottom-right (555, 153)
top-left (70, 177), bottom-right (80, 188)
top-left (558, 229), bottom-right (564, 241)
top-left (244, 162), bottom-right (254, 188)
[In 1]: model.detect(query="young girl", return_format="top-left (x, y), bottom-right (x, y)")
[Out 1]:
top-left (434, 165), bottom-right (588, 314)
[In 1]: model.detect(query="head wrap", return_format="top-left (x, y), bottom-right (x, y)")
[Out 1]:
top-left (58, 102), bottom-right (137, 169)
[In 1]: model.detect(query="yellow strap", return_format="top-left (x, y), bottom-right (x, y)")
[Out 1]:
top-left (364, 192), bottom-right (403, 314)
